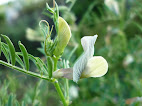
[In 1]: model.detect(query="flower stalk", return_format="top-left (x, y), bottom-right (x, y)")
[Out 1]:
top-left (53, 79), bottom-right (68, 106)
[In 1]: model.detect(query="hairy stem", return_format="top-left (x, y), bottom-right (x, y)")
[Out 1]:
top-left (51, 57), bottom-right (68, 106)
top-left (0, 60), bottom-right (50, 81)
top-left (63, 60), bottom-right (70, 105)
top-left (52, 56), bottom-right (58, 71)
top-left (53, 79), bottom-right (68, 106)
top-left (65, 79), bottom-right (69, 104)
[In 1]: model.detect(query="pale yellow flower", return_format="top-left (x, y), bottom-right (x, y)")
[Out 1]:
top-left (53, 35), bottom-right (108, 83)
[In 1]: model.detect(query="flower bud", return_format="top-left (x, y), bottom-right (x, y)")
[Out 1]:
top-left (53, 17), bottom-right (71, 57)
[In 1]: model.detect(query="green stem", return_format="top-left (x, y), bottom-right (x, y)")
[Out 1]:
top-left (52, 56), bottom-right (58, 71)
top-left (65, 79), bottom-right (69, 104)
top-left (63, 60), bottom-right (69, 105)
top-left (0, 60), bottom-right (50, 81)
top-left (51, 56), bottom-right (68, 105)
top-left (53, 79), bottom-right (68, 106)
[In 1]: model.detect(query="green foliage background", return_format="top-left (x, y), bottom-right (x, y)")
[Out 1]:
top-left (0, 0), bottom-right (142, 105)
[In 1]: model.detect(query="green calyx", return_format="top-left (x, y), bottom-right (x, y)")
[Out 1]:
top-left (44, 2), bottom-right (71, 58)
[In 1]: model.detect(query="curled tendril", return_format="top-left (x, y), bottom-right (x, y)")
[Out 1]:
top-left (39, 20), bottom-right (50, 37)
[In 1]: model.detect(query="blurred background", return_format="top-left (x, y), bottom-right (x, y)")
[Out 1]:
top-left (0, 0), bottom-right (142, 105)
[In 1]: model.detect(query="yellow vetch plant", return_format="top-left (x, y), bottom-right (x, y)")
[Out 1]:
top-left (0, 1), bottom-right (109, 105)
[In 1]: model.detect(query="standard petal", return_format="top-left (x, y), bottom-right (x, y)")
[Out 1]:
top-left (73, 35), bottom-right (98, 83)
top-left (81, 56), bottom-right (108, 78)
top-left (81, 35), bottom-right (98, 57)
